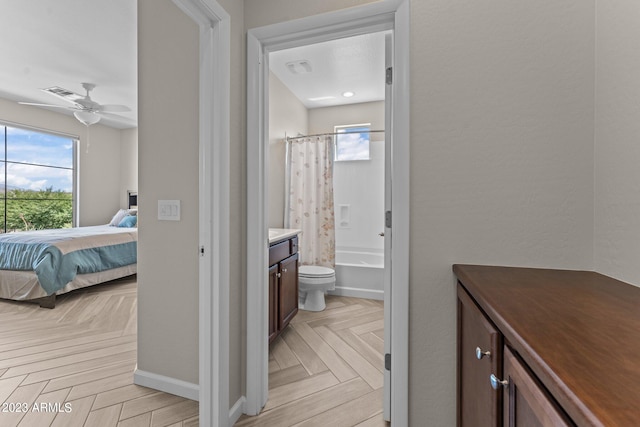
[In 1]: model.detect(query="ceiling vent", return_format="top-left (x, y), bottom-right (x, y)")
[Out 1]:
top-left (286, 60), bottom-right (312, 74)
top-left (42, 86), bottom-right (83, 102)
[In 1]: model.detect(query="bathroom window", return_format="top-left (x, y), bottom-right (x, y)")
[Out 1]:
top-left (334, 124), bottom-right (370, 161)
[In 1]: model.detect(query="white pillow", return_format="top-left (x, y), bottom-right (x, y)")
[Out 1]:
top-left (109, 209), bottom-right (130, 226)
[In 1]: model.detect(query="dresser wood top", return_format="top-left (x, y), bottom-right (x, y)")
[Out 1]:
top-left (453, 264), bottom-right (640, 427)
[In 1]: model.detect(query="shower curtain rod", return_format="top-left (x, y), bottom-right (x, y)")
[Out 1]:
top-left (286, 130), bottom-right (385, 140)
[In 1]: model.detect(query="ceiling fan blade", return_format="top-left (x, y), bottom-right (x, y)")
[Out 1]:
top-left (97, 111), bottom-right (128, 120)
top-left (99, 104), bottom-right (131, 113)
top-left (18, 102), bottom-right (77, 110)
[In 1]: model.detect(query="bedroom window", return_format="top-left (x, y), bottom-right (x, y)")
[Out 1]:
top-left (334, 124), bottom-right (371, 161)
top-left (1, 124), bottom-right (77, 233)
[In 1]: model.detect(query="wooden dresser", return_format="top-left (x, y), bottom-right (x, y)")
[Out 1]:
top-left (454, 264), bottom-right (640, 427)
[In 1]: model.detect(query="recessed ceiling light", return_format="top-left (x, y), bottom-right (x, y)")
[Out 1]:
top-left (342, 91), bottom-right (355, 98)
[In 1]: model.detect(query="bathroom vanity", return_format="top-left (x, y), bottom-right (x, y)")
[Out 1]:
top-left (454, 264), bottom-right (640, 426)
top-left (268, 229), bottom-right (301, 343)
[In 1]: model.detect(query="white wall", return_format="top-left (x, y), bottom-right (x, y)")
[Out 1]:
top-left (309, 102), bottom-right (385, 251)
top-left (0, 97), bottom-right (132, 226)
top-left (594, 0), bottom-right (640, 286)
top-left (268, 71), bottom-right (308, 228)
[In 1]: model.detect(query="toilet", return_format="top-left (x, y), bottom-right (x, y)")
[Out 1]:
top-left (298, 265), bottom-right (336, 311)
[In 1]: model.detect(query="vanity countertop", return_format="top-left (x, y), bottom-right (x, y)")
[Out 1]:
top-left (268, 228), bottom-right (301, 245)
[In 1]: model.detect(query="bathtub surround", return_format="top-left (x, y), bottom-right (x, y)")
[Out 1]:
top-left (283, 131), bottom-right (386, 300)
top-left (285, 135), bottom-right (336, 268)
top-left (268, 98), bottom-right (385, 231)
top-left (332, 248), bottom-right (384, 300)
top-left (333, 138), bottom-right (385, 252)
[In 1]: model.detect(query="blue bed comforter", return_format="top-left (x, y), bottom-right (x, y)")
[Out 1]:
top-left (0, 225), bottom-right (137, 295)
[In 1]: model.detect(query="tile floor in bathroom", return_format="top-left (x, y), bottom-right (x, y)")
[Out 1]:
top-left (235, 295), bottom-right (387, 427)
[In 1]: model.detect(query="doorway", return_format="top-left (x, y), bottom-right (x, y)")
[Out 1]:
top-left (268, 32), bottom-right (388, 298)
top-left (267, 30), bottom-right (387, 421)
top-left (246, 1), bottom-right (410, 425)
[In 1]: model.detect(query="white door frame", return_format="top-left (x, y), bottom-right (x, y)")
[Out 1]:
top-left (172, 1), bottom-right (230, 426)
top-left (246, 1), bottom-right (410, 424)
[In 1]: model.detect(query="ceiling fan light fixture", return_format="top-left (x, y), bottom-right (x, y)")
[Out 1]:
top-left (74, 110), bottom-right (100, 126)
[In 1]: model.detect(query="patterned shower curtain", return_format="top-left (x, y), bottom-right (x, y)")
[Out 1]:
top-left (285, 135), bottom-right (335, 268)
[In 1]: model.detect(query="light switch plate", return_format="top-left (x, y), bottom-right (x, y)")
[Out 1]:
top-left (158, 200), bottom-right (181, 221)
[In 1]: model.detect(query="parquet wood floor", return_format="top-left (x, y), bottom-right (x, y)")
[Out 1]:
top-left (0, 276), bottom-right (198, 427)
top-left (235, 295), bottom-right (388, 427)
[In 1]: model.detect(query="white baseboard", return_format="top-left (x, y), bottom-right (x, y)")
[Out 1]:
top-left (229, 396), bottom-right (245, 426)
top-left (133, 368), bottom-right (199, 401)
top-left (328, 286), bottom-right (384, 301)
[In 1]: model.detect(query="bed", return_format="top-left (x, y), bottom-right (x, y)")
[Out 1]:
top-left (0, 207), bottom-right (138, 308)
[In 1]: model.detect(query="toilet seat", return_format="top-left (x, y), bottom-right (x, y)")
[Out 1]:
top-left (299, 265), bottom-right (335, 278)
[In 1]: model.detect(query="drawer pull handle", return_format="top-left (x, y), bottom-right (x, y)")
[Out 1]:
top-left (476, 347), bottom-right (491, 360)
top-left (277, 273), bottom-right (281, 278)
top-left (490, 374), bottom-right (508, 390)
top-left (282, 268), bottom-right (287, 273)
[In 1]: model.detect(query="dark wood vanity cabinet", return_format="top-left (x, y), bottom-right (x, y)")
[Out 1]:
top-left (269, 236), bottom-right (299, 343)
top-left (455, 264), bottom-right (640, 427)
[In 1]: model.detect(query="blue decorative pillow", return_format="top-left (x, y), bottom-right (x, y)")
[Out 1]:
top-left (109, 209), bottom-right (129, 226)
top-left (117, 215), bottom-right (138, 228)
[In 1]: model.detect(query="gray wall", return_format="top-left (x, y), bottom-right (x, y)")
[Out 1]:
top-left (247, 1), bottom-right (596, 425)
top-left (139, 1), bottom-right (640, 425)
top-left (220, 0), bottom-right (246, 405)
top-left (268, 71), bottom-right (308, 228)
top-left (408, 1), bottom-right (595, 423)
top-left (120, 128), bottom-right (138, 209)
top-left (137, 0), bottom-right (200, 384)
top-left (137, 0), bottom-right (246, 406)
top-left (594, 0), bottom-right (640, 286)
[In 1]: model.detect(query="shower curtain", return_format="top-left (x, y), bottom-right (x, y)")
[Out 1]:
top-left (285, 135), bottom-right (336, 268)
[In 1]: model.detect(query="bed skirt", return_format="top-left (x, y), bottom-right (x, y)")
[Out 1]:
top-left (0, 263), bottom-right (137, 302)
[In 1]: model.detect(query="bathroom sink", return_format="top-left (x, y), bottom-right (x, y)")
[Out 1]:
top-left (268, 228), bottom-right (301, 244)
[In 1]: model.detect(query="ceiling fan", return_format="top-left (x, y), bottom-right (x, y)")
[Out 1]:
top-left (19, 82), bottom-right (131, 126)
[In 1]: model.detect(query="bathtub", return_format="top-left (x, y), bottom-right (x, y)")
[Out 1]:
top-left (330, 249), bottom-right (385, 300)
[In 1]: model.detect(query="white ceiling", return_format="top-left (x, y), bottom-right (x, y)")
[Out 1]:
top-left (0, 0), bottom-right (137, 129)
top-left (269, 31), bottom-right (388, 109)
top-left (0, 3), bottom-right (384, 127)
